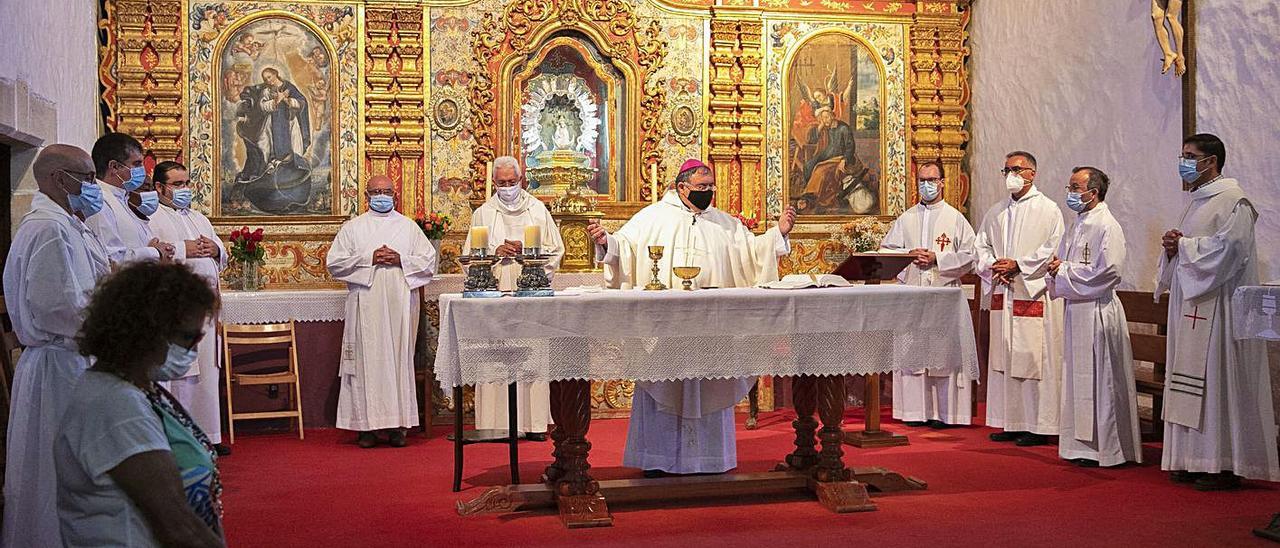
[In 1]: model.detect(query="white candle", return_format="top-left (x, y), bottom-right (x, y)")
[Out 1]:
top-left (485, 161), bottom-right (493, 198)
top-left (523, 225), bottom-right (541, 249)
top-left (650, 163), bottom-right (659, 203)
top-left (469, 226), bottom-right (489, 251)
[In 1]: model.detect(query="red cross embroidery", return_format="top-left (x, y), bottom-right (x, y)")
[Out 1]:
top-left (1184, 306), bottom-right (1207, 330)
top-left (935, 233), bottom-right (951, 251)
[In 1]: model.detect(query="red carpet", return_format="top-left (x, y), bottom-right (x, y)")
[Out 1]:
top-left (220, 409), bottom-right (1280, 547)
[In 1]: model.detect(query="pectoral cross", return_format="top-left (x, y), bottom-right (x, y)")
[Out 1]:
top-left (1078, 243), bottom-right (1091, 264)
top-left (1184, 305), bottom-right (1207, 329)
top-left (935, 233), bottom-right (950, 252)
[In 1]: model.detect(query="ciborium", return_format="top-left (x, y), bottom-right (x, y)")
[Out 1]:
top-left (672, 266), bottom-right (701, 291)
top-left (645, 246), bottom-right (667, 291)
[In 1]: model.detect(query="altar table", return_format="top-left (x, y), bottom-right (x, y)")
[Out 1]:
top-left (435, 285), bottom-right (980, 527)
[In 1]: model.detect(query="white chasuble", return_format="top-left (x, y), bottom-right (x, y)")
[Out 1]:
top-left (327, 210), bottom-right (438, 431)
top-left (467, 190), bottom-right (564, 433)
top-left (1155, 178), bottom-right (1278, 480)
top-left (880, 200), bottom-right (976, 424)
top-left (598, 191), bottom-right (788, 473)
top-left (1048, 203), bottom-right (1141, 466)
top-left (85, 181), bottom-right (159, 265)
top-left (974, 185), bottom-right (1065, 434)
top-left (149, 204), bottom-right (228, 443)
top-left (2, 194), bottom-right (110, 548)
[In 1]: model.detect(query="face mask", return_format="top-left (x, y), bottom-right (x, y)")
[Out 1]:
top-left (1005, 172), bottom-right (1027, 193)
top-left (119, 164), bottom-right (146, 192)
top-left (496, 185), bottom-right (522, 204)
top-left (136, 191), bottom-right (160, 217)
top-left (686, 189), bottom-right (714, 211)
top-left (171, 188), bottom-right (193, 209)
top-left (67, 180), bottom-right (104, 218)
top-left (1065, 191), bottom-right (1092, 212)
top-left (1179, 157), bottom-right (1206, 183)
top-left (369, 194), bottom-right (395, 213)
top-left (918, 180), bottom-right (940, 203)
top-left (152, 343), bottom-right (199, 381)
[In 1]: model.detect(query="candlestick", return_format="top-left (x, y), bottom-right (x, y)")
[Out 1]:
top-left (650, 163), bottom-right (659, 203)
top-left (523, 225), bottom-right (541, 250)
top-left (469, 226), bottom-right (489, 252)
top-left (485, 160), bottom-right (493, 198)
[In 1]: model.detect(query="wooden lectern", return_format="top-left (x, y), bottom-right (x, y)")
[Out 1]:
top-left (831, 252), bottom-right (914, 448)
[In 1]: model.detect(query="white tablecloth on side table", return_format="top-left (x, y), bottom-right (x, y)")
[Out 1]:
top-left (220, 290), bottom-right (348, 325)
top-left (1233, 285), bottom-right (1280, 341)
top-left (433, 285), bottom-right (980, 388)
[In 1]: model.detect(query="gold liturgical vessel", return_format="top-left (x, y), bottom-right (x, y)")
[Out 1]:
top-left (645, 246), bottom-right (667, 290)
top-left (672, 266), bottom-right (701, 291)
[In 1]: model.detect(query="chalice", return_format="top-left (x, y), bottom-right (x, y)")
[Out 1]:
top-left (672, 266), bottom-right (702, 291)
top-left (645, 245), bottom-right (667, 291)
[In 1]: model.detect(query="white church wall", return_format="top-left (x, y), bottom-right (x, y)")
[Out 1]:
top-left (968, 1), bottom-right (1185, 291)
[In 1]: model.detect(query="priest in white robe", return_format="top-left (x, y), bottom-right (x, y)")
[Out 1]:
top-left (588, 159), bottom-right (796, 476)
top-left (326, 175), bottom-right (438, 448)
top-left (880, 160), bottom-right (976, 427)
top-left (2, 145), bottom-right (111, 548)
top-left (148, 161), bottom-right (230, 454)
top-left (86, 132), bottom-right (174, 264)
top-left (974, 150), bottom-right (1065, 447)
top-left (1047, 167), bottom-right (1141, 467)
top-left (1157, 133), bottom-right (1279, 489)
top-left (466, 156), bottom-right (564, 440)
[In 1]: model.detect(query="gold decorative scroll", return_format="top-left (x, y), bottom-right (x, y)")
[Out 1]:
top-left (365, 5), bottom-right (427, 218)
top-left (103, 0), bottom-right (186, 163)
top-left (910, 2), bottom-right (972, 211)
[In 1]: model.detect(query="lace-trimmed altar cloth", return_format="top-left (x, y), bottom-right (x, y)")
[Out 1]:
top-left (1232, 284), bottom-right (1280, 341)
top-left (434, 285), bottom-right (980, 388)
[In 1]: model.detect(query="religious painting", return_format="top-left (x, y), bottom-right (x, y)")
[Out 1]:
top-left (783, 32), bottom-right (886, 219)
top-left (213, 15), bottom-right (339, 217)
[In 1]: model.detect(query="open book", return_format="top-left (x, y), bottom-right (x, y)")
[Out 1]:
top-left (759, 273), bottom-right (852, 290)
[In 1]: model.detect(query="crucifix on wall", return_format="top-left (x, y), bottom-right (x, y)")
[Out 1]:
top-left (1151, 0), bottom-right (1199, 136)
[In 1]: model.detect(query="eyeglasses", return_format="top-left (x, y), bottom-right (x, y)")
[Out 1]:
top-left (682, 183), bottom-right (717, 192)
top-left (1000, 166), bottom-right (1034, 176)
top-left (1064, 186), bottom-right (1094, 193)
top-left (1178, 154), bottom-right (1207, 161)
top-left (365, 189), bottom-right (395, 196)
top-left (60, 169), bottom-right (95, 183)
top-left (164, 179), bottom-right (192, 187)
top-left (918, 178), bottom-right (943, 185)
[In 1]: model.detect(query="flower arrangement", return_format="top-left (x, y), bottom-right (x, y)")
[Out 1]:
top-left (229, 226), bottom-right (266, 264)
top-left (416, 212), bottom-right (452, 240)
top-left (831, 217), bottom-right (889, 253)
top-left (731, 213), bottom-right (760, 231)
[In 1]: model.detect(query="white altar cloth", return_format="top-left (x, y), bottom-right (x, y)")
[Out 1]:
top-left (434, 285), bottom-right (980, 388)
top-left (1232, 285), bottom-right (1280, 341)
top-left (220, 290), bottom-right (348, 324)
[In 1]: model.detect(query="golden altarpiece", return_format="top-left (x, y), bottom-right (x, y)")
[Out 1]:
top-left (98, 0), bottom-right (971, 424)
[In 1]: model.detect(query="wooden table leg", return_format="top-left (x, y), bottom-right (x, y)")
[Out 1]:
top-left (779, 375), bottom-right (819, 471)
top-left (746, 380), bottom-right (760, 430)
top-left (453, 385), bottom-right (464, 493)
top-left (549, 379), bottom-right (611, 528)
top-left (844, 373), bottom-right (909, 448)
top-left (507, 382), bottom-right (519, 485)
top-left (809, 375), bottom-right (875, 513)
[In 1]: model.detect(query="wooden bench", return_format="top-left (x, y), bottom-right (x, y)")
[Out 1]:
top-left (1117, 290), bottom-right (1169, 441)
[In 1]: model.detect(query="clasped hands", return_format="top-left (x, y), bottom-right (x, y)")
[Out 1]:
top-left (495, 239), bottom-right (523, 258)
top-left (1162, 229), bottom-right (1183, 259)
top-left (907, 248), bottom-right (936, 268)
top-left (372, 245), bottom-right (402, 266)
top-left (991, 258), bottom-right (1020, 285)
top-left (148, 238), bottom-right (176, 261)
top-left (1047, 256), bottom-right (1063, 277)
top-left (183, 236), bottom-right (220, 259)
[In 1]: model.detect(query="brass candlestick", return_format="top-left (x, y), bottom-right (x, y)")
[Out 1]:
top-left (672, 266), bottom-right (701, 291)
top-left (645, 245), bottom-right (667, 291)
top-left (458, 250), bottom-right (501, 298)
top-left (514, 249), bottom-right (554, 297)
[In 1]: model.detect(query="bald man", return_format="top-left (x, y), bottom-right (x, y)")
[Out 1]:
top-left (326, 176), bottom-right (438, 448)
top-left (3, 145), bottom-right (111, 547)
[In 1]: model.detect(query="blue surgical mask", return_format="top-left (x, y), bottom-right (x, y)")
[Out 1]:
top-left (136, 191), bottom-right (159, 217)
top-left (67, 180), bottom-right (104, 218)
top-left (918, 179), bottom-right (940, 203)
top-left (151, 343), bottom-right (199, 381)
top-left (1178, 157), bottom-right (1206, 184)
top-left (171, 188), bottom-right (193, 209)
top-left (120, 164), bottom-right (146, 192)
top-left (369, 194), bottom-right (395, 213)
top-left (1066, 191), bottom-right (1091, 212)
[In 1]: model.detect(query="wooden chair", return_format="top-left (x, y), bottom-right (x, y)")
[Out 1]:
top-left (1117, 290), bottom-right (1169, 441)
top-left (961, 274), bottom-right (989, 411)
top-left (222, 321), bottom-right (305, 443)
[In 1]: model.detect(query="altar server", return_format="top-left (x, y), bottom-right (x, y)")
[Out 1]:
top-left (149, 161), bottom-right (231, 455)
top-left (975, 150), bottom-right (1065, 447)
top-left (1047, 167), bottom-right (1140, 467)
top-left (587, 159), bottom-right (796, 475)
top-left (86, 132), bottom-right (174, 264)
top-left (2, 144), bottom-right (111, 547)
top-left (466, 156), bottom-right (564, 440)
top-left (1157, 133), bottom-right (1278, 489)
top-left (326, 175), bottom-right (438, 448)
top-left (881, 160), bottom-right (976, 428)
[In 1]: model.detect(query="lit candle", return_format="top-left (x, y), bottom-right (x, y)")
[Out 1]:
top-left (485, 160), bottom-right (493, 198)
top-left (523, 225), bottom-right (541, 249)
top-left (650, 162), bottom-right (659, 203)
top-left (469, 226), bottom-right (489, 252)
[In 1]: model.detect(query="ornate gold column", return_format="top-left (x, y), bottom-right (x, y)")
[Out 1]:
top-left (735, 17), bottom-right (765, 221)
top-left (365, 5), bottom-right (426, 217)
top-left (707, 18), bottom-right (740, 212)
top-left (911, 4), bottom-right (972, 211)
top-left (106, 0), bottom-right (185, 162)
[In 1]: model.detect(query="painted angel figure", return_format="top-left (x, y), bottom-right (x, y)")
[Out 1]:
top-left (1152, 0), bottom-right (1186, 76)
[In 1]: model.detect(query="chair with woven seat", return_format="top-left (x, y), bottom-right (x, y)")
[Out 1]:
top-left (222, 321), bottom-right (305, 443)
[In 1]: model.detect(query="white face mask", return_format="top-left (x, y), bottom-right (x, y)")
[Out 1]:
top-left (152, 343), bottom-right (199, 381)
top-left (1005, 171), bottom-right (1028, 193)
top-left (496, 185), bottom-right (522, 204)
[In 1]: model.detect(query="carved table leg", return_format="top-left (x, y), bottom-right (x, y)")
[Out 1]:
top-left (549, 379), bottom-right (612, 528)
top-left (809, 375), bottom-right (875, 513)
top-left (541, 382), bottom-right (570, 484)
top-left (781, 376), bottom-right (820, 471)
top-left (746, 381), bottom-right (760, 430)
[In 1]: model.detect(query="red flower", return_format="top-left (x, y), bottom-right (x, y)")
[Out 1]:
top-left (252, 228), bottom-right (264, 242)
top-left (246, 241), bottom-right (256, 253)
top-left (231, 229), bottom-right (241, 240)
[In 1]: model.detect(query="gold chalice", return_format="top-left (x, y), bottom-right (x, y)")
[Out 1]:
top-left (672, 266), bottom-right (701, 291)
top-left (645, 246), bottom-right (668, 291)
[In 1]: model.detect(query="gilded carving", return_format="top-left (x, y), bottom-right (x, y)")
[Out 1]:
top-left (101, 0), bottom-right (186, 162)
top-left (365, 6), bottom-right (426, 217)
